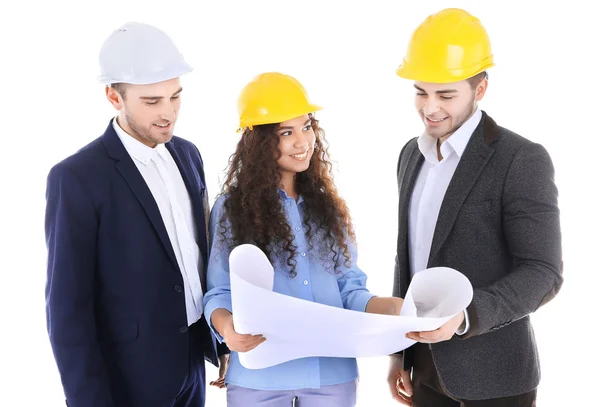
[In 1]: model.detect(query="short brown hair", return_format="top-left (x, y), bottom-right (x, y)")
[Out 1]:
top-left (467, 71), bottom-right (488, 89)
top-left (110, 83), bottom-right (128, 99)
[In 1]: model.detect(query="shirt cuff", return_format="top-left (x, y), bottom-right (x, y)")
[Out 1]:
top-left (349, 291), bottom-right (377, 313)
top-left (456, 309), bottom-right (470, 336)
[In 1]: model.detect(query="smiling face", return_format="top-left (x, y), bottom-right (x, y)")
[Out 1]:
top-left (414, 76), bottom-right (488, 143)
top-left (106, 77), bottom-right (183, 147)
top-left (275, 114), bottom-right (316, 178)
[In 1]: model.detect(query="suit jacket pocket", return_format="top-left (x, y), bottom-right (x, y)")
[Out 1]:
top-left (98, 318), bottom-right (139, 343)
top-left (461, 200), bottom-right (492, 215)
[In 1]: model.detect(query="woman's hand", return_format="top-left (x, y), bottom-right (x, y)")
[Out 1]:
top-left (211, 308), bottom-right (266, 353)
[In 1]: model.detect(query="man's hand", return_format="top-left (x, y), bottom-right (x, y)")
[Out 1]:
top-left (406, 311), bottom-right (465, 343)
top-left (387, 354), bottom-right (412, 405)
top-left (209, 354), bottom-right (230, 389)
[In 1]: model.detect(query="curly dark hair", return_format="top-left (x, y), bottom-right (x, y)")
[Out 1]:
top-left (218, 114), bottom-right (355, 277)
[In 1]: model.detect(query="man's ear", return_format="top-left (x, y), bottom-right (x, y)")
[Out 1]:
top-left (106, 85), bottom-right (124, 110)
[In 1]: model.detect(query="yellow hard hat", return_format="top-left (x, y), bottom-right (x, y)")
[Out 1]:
top-left (396, 8), bottom-right (494, 83)
top-left (237, 72), bottom-right (322, 131)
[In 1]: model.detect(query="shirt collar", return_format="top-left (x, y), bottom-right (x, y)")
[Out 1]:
top-left (278, 188), bottom-right (304, 205)
top-left (417, 108), bottom-right (482, 164)
top-left (113, 117), bottom-right (168, 165)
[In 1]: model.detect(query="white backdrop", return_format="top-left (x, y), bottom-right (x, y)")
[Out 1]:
top-left (0, 1), bottom-right (597, 406)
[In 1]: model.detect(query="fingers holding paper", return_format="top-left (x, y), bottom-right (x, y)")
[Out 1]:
top-left (223, 319), bottom-right (266, 352)
top-left (211, 308), bottom-right (267, 353)
top-left (406, 311), bottom-right (465, 343)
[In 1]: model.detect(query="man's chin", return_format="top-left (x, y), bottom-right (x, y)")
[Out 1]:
top-left (425, 129), bottom-right (445, 140)
top-left (152, 132), bottom-right (174, 144)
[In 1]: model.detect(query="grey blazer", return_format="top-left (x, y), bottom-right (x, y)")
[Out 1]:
top-left (394, 111), bottom-right (563, 400)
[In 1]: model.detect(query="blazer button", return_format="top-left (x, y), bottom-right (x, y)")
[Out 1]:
top-left (173, 284), bottom-right (183, 293)
top-left (180, 326), bottom-right (188, 333)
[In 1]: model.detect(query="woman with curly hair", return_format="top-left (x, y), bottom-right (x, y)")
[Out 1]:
top-left (203, 72), bottom-right (403, 406)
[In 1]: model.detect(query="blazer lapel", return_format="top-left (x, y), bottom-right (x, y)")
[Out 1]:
top-left (397, 141), bottom-right (424, 294)
top-left (427, 113), bottom-right (497, 264)
top-left (101, 121), bottom-right (179, 269)
top-left (399, 143), bottom-right (424, 230)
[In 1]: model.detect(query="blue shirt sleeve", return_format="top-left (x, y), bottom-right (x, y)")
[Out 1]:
top-left (203, 195), bottom-right (234, 343)
top-left (335, 236), bottom-right (376, 312)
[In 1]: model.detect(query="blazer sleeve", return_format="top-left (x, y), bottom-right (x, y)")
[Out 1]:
top-left (462, 143), bottom-right (563, 338)
top-left (45, 164), bottom-right (116, 407)
top-left (191, 144), bottom-right (230, 356)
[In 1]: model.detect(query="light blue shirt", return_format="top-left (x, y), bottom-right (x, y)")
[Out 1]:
top-left (203, 191), bottom-right (375, 390)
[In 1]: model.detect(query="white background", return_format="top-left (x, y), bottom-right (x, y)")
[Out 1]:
top-left (0, 0), bottom-right (597, 406)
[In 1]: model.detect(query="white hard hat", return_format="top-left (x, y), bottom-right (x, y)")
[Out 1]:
top-left (98, 22), bottom-right (192, 85)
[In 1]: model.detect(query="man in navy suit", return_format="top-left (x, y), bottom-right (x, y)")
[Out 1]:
top-left (44, 22), bottom-right (228, 407)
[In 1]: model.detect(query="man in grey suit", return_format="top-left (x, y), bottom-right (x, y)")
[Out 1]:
top-left (387, 8), bottom-right (563, 407)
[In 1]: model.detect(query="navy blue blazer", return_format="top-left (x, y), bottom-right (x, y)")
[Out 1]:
top-left (45, 120), bottom-right (225, 407)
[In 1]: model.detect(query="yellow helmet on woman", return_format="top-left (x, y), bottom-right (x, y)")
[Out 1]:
top-left (237, 72), bottom-right (322, 131)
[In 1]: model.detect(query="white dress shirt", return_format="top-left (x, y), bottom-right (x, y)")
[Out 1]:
top-left (408, 108), bottom-right (482, 334)
top-left (113, 119), bottom-right (204, 326)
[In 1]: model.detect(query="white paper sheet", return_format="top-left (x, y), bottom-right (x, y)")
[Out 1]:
top-left (229, 244), bottom-right (473, 369)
